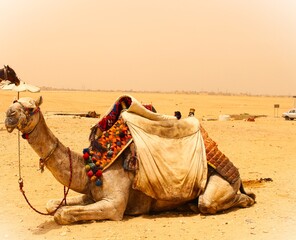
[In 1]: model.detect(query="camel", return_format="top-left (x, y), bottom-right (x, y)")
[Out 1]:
top-left (0, 65), bottom-right (21, 86)
top-left (5, 96), bottom-right (255, 225)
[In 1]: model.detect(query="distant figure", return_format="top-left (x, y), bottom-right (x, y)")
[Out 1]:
top-left (174, 111), bottom-right (182, 120)
top-left (188, 108), bottom-right (195, 117)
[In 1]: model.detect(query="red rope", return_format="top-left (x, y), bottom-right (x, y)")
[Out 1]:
top-left (19, 147), bottom-right (73, 215)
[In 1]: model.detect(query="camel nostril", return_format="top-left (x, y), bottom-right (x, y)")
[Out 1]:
top-left (5, 116), bottom-right (19, 126)
top-left (5, 108), bottom-right (19, 129)
top-left (6, 109), bottom-right (16, 118)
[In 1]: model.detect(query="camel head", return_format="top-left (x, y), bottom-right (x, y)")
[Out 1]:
top-left (5, 96), bottom-right (43, 134)
top-left (0, 65), bottom-right (21, 86)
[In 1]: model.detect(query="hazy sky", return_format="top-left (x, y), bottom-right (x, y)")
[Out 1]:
top-left (1, 0), bottom-right (296, 95)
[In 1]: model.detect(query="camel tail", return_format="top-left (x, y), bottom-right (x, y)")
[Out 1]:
top-left (240, 180), bottom-right (256, 200)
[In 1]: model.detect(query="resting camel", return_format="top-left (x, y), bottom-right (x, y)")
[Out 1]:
top-left (5, 96), bottom-right (255, 225)
top-left (0, 65), bottom-right (20, 86)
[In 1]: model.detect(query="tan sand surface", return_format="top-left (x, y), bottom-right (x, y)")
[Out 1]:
top-left (0, 91), bottom-right (296, 240)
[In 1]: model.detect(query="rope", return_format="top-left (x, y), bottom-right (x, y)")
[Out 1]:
top-left (18, 131), bottom-right (21, 181)
top-left (18, 147), bottom-right (73, 215)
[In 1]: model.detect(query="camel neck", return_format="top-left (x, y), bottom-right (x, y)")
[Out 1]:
top-left (23, 111), bottom-right (89, 193)
top-left (25, 112), bottom-right (58, 159)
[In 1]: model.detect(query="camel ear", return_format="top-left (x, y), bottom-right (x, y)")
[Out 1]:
top-left (35, 96), bottom-right (43, 107)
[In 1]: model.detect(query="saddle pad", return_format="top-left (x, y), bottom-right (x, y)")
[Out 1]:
top-left (200, 126), bottom-right (240, 184)
top-left (121, 111), bottom-right (208, 201)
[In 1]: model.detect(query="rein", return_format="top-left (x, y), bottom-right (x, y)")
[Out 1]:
top-left (18, 147), bottom-right (73, 215)
top-left (16, 104), bottom-right (73, 215)
top-left (39, 140), bottom-right (59, 173)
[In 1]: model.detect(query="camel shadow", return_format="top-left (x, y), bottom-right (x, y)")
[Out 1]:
top-left (122, 203), bottom-right (256, 223)
top-left (122, 209), bottom-right (198, 222)
top-left (29, 206), bottom-right (251, 231)
top-left (31, 220), bottom-right (62, 235)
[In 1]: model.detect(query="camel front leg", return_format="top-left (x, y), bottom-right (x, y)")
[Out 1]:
top-left (53, 197), bottom-right (127, 224)
top-left (46, 194), bottom-right (94, 213)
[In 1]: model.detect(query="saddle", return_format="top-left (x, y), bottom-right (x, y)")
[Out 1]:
top-left (85, 95), bottom-right (239, 200)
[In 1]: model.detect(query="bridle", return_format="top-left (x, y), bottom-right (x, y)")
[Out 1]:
top-left (14, 101), bottom-right (73, 215)
top-left (14, 100), bottom-right (42, 139)
top-left (19, 103), bottom-right (59, 172)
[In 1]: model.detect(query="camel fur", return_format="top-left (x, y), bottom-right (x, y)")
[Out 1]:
top-left (5, 96), bottom-right (255, 225)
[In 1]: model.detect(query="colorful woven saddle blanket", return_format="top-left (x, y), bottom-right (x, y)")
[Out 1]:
top-left (89, 95), bottom-right (155, 136)
top-left (83, 118), bottom-right (133, 186)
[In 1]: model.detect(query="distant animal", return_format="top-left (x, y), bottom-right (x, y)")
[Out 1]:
top-left (5, 96), bottom-right (256, 225)
top-left (174, 111), bottom-right (182, 119)
top-left (0, 65), bottom-right (21, 86)
top-left (246, 117), bottom-right (255, 122)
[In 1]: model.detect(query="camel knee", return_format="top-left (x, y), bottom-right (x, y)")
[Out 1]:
top-left (198, 196), bottom-right (218, 214)
top-left (46, 199), bottom-right (64, 214)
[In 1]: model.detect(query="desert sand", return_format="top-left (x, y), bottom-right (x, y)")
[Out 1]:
top-left (0, 91), bottom-right (296, 240)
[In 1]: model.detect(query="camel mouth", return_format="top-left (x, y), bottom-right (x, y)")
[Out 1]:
top-left (6, 126), bottom-right (16, 133)
top-left (5, 118), bottom-right (19, 133)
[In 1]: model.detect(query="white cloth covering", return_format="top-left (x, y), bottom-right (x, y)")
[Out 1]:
top-left (121, 96), bottom-right (208, 201)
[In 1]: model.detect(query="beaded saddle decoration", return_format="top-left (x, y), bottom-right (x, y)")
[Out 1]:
top-left (83, 118), bottom-right (133, 186)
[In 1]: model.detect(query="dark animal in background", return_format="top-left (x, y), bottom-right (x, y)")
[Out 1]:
top-left (0, 65), bottom-right (21, 86)
top-left (174, 111), bottom-right (182, 119)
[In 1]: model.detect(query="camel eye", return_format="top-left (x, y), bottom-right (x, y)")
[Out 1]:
top-left (10, 111), bottom-right (16, 116)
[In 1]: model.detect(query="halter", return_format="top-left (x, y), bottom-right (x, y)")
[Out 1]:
top-left (14, 100), bottom-right (59, 168)
top-left (13, 100), bottom-right (41, 139)
top-left (14, 100), bottom-right (40, 117)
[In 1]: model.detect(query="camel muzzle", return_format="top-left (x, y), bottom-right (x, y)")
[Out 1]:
top-left (5, 119), bottom-right (18, 133)
top-left (5, 109), bottom-right (19, 133)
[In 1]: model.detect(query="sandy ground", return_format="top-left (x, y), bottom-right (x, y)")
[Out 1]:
top-left (0, 91), bottom-right (296, 240)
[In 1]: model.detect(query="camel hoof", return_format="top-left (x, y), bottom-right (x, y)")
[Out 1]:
top-left (54, 208), bottom-right (75, 225)
top-left (249, 193), bottom-right (256, 201)
top-left (247, 196), bottom-right (256, 207)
